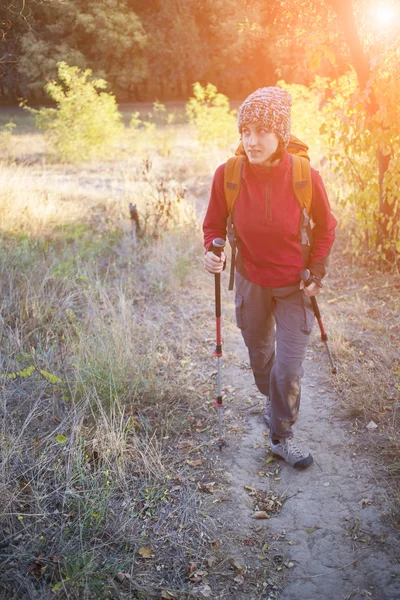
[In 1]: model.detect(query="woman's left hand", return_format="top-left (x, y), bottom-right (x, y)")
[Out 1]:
top-left (300, 280), bottom-right (321, 297)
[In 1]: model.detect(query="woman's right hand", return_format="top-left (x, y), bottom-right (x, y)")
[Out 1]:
top-left (203, 251), bottom-right (226, 274)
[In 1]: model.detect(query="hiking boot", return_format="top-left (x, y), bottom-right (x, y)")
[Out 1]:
top-left (269, 437), bottom-right (313, 469)
top-left (263, 396), bottom-right (271, 428)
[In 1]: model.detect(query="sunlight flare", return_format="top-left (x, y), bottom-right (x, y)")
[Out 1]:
top-left (371, 2), bottom-right (399, 28)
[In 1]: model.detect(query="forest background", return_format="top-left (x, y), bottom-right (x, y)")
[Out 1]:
top-left (2, 0), bottom-right (400, 257)
top-left (0, 1), bottom-right (399, 598)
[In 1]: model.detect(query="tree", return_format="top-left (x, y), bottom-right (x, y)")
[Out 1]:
top-left (250, 0), bottom-right (399, 260)
top-left (326, 0), bottom-right (396, 254)
top-left (0, 0), bottom-right (39, 99)
top-left (16, 0), bottom-right (148, 101)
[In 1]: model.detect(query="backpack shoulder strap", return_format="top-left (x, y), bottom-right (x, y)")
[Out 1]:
top-left (291, 154), bottom-right (312, 215)
top-left (224, 155), bottom-right (245, 216)
top-left (288, 135), bottom-right (310, 161)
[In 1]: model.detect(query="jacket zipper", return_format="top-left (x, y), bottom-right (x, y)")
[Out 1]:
top-left (266, 176), bottom-right (271, 222)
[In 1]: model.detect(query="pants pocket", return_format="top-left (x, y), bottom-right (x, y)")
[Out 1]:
top-left (235, 294), bottom-right (244, 329)
top-left (300, 294), bottom-right (315, 334)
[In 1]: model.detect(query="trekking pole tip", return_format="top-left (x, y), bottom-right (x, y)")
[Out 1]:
top-left (216, 438), bottom-right (227, 451)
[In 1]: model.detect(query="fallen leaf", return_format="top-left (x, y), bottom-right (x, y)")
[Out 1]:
top-left (198, 481), bottom-right (216, 494)
top-left (242, 539), bottom-right (254, 546)
top-left (234, 574), bottom-right (244, 584)
top-left (287, 562), bottom-right (295, 569)
top-left (258, 471), bottom-right (265, 477)
top-left (178, 440), bottom-right (193, 449)
top-left (266, 457), bottom-right (275, 464)
top-left (207, 556), bottom-right (217, 568)
top-left (115, 572), bottom-right (132, 583)
top-left (28, 558), bottom-right (47, 577)
top-left (288, 540), bottom-right (295, 546)
top-left (189, 570), bottom-right (207, 583)
top-left (251, 511), bottom-right (270, 519)
top-left (244, 485), bottom-right (257, 496)
top-left (327, 296), bottom-right (345, 304)
top-left (188, 562), bottom-right (197, 573)
top-left (52, 580), bottom-right (70, 592)
top-left (129, 418), bottom-right (143, 430)
top-left (197, 584), bottom-right (212, 598)
top-left (161, 590), bottom-right (177, 599)
top-left (307, 528), bottom-right (315, 534)
top-left (138, 546), bottom-right (154, 559)
top-left (19, 481), bottom-right (33, 494)
top-left (323, 482), bottom-right (330, 487)
top-left (56, 435), bottom-right (67, 445)
top-left (361, 498), bottom-right (372, 508)
top-left (366, 420), bottom-right (378, 430)
top-left (188, 459), bottom-right (203, 467)
top-left (230, 558), bottom-right (245, 574)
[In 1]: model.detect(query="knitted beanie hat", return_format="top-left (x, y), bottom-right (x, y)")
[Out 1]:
top-left (237, 87), bottom-right (292, 147)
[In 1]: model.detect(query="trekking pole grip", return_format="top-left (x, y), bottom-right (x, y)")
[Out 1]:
top-left (300, 268), bottom-right (322, 319)
top-left (212, 239), bottom-right (225, 321)
top-left (212, 238), bottom-right (226, 257)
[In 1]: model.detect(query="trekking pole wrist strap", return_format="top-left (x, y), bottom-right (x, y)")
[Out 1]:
top-left (306, 273), bottom-right (323, 288)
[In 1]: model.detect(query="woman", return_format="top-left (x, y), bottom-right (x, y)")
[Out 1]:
top-left (203, 87), bottom-right (337, 469)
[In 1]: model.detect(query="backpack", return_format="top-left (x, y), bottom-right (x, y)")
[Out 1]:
top-left (223, 134), bottom-right (313, 290)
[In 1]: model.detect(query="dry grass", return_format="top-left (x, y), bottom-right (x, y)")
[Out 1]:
top-left (311, 227), bottom-right (400, 523)
top-left (0, 146), bottom-right (222, 599)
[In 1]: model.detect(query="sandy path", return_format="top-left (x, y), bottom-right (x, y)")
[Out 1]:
top-left (207, 302), bottom-right (400, 600)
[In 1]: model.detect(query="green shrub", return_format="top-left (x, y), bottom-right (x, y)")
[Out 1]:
top-left (186, 82), bottom-right (238, 151)
top-left (128, 102), bottom-right (177, 157)
top-left (277, 80), bottom-right (326, 164)
top-left (317, 62), bottom-right (400, 261)
top-left (23, 62), bottom-right (124, 162)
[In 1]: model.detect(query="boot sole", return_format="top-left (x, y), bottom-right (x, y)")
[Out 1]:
top-left (271, 451), bottom-right (313, 469)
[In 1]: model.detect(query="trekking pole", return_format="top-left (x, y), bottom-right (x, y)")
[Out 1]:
top-left (212, 238), bottom-right (227, 450)
top-left (300, 269), bottom-right (337, 375)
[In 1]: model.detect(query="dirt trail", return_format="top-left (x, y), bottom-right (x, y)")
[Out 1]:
top-left (205, 297), bottom-right (400, 600)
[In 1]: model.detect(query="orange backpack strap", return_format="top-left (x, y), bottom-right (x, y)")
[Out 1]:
top-left (224, 155), bottom-right (245, 291)
top-left (287, 135), bottom-right (310, 161)
top-left (291, 154), bottom-right (312, 215)
top-left (291, 154), bottom-right (313, 249)
top-left (224, 155), bottom-right (245, 217)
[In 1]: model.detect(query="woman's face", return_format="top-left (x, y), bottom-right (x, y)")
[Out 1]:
top-left (241, 123), bottom-right (279, 165)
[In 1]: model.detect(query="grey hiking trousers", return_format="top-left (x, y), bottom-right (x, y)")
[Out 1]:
top-left (235, 271), bottom-right (315, 439)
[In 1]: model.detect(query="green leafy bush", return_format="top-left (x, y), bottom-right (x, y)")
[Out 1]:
top-left (24, 62), bottom-right (124, 162)
top-left (277, 80), bottom-right (326, 164)
top-left (128, 102), bottom-right (177, 157)
top-left (186, 82), bottom-right (238, 151)
top-left (318, 57), bottom-right (400, 262)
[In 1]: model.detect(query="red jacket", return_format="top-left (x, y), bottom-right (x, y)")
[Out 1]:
top-left (203, 151), bottom-right (337, 288)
